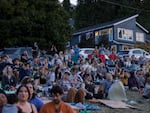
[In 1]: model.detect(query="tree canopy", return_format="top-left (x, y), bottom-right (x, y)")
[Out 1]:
top-left (0, 0), bottom-right (150, 50)
top-left (0, 0), bottom-right (71, 51)
top-left (75, 0), bottom-right (150, 31)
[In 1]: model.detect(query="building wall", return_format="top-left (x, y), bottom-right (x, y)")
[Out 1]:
top-left (71, 17), bottom-right (147, 49)
top-left (135, 24), bottom-right (146, 43)
top-left (114, 18), bottom-right (146, 44)
top-left (114, 18), bottom-right (136, 43)
top-left (70, 35), bottom-right (79, 46)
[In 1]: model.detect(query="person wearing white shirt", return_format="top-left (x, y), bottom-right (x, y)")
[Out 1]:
top-left (47, 67), bottom-right (56, 85)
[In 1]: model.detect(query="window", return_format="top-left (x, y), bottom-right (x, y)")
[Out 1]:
top-left (79, 35), bottom-right (81, 43)
top-left (132, 50), bottom-right (142, 54)
top-left (95, 31), bottom-right (99, 37)
top-left (95, 31), bottom-right (99, 45)
top-left (101, 29), bottom-right (109, 35)
top-left (136, 32), bottom-right (144, 42)
top-left (100, 28), bottom-right (113, 41)
top-left (109, 28), bottom-right (113, 41)
top-left (122, 45), bottom-right (131, 51)
top-left (118, 28), bottom-right (133, 41)
top-left (84, 50), bottom-right (93, 54)
top-left (94, 28), bottom-right (113, 44)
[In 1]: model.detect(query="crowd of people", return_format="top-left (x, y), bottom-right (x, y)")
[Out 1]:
top-left (0, 44), bottom-right (150, 113)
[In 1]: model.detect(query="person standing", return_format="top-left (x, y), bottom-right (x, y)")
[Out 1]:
top-left (39, 85), bottom-right (74, 113)
top-left (50, 45), bottom-right (57, 57)
top-left (32, 42), bottom-right (39, 58)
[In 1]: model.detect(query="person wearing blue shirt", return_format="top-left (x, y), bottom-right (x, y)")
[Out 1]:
top-left (25, 81), bottom-right (44, 112)
top-left (104, 73), bottom-right (114, 98)
top-left (29, 96), bottom-right (44, 112)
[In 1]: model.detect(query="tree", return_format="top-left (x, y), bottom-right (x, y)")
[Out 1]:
top-left (63, 0), bottom-right (71, 16)
top-left (75, 0), bottom-right (120, 29)
top-left (74, 0), bottom-right (150, 31)
top-left (0, 0), bottom-right (71, 51)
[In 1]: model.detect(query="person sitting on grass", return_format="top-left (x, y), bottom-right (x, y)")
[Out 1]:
top-left (128, 71), bottom-right (140, 91)
top-left (0, 90), bottom-right (7, 113)
top-left (104, 73), bottom-right (114, 98)
top-left (16, 85), bottom-right (38, 113)
top-left (74, 88), bottom-right (86, 104)
top-left (2, 93), bottom-right (18, 113)
top-left (84, 75), bottom-right (95, 99)
top-left (39, 85), bottom-right (74, 113)
top-left (65, 87), bottom-right (76, 103)
top-left (143, 77), bottom-right (150, 99)
top-left (25, 80), bottom-right (44, 112)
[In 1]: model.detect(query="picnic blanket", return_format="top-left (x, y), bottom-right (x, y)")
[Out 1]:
top-left (68, 102), bottom-right (101, 110)
top-left (99, 99), bottom-right (135, 109)
top-left (88, 99), bottom-right (136, 109)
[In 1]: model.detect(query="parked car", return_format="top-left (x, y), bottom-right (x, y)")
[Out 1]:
top-left (79, 48), bottom-right (109, 59)
top-left (0, 47), bottom-right (33, 60)
top-left (79, 48), bottom-right (94, 58)
top-left (117, 48), bottom-right (150, 59)
top-left (117, 51), bottom-right (130, 58)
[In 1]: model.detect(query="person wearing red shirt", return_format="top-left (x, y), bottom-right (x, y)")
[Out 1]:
top-left (98, 53), bottom-right (106, 63)
top-left (109, 51), bottom-right (117, 61)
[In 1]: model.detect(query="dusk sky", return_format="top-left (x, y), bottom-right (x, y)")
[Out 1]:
top-left (59, 0), bottom-right (77, 5)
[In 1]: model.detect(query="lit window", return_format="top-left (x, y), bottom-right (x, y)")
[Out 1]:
top-left (136, 32), bottom-right (144, 42)
top-left (95, 31), bottom-right (99, 44)
top-left (109, 28), bottom-right (113, 41)
top-left (95, 31), bottom-right (99, 37)
top-left (118, 28), bottom-right (133, 41)
top-left (101, 29), bottom-right (109, 35)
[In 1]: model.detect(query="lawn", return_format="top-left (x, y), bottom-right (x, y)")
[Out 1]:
top-left (88, 91), bottom-right (150, 113)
